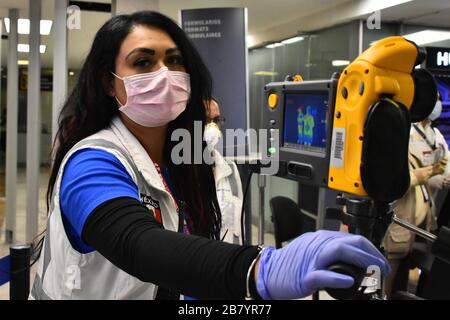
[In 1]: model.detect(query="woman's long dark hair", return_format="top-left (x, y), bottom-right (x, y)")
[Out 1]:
top-left (48, 11), bottom-right (221, 240)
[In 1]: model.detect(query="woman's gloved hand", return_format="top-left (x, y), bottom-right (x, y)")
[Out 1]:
top-left (256, 230), bottom-right (391, 300)
top-left (413, 166), bottom-right (434, 185)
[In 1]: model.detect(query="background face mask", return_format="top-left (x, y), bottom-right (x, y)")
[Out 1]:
top-left (112, 67), bottom-right (191, 127)
top-left (204, 123), bottom-right (222, 149)
top-left (429, 100), bottom-right (442, 121)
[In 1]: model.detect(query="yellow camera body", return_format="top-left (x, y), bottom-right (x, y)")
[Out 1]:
top-left (329, 37), bottom-right (419, 196)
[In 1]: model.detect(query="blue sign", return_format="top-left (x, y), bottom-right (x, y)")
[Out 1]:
top-left (180, 8), bottom-right (249, 152)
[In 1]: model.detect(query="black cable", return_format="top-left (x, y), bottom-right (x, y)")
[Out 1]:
top-left (241, 171), bottom-right (254, 245)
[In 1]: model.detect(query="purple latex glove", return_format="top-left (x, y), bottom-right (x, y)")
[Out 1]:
top-left (257, 230), bottom-right (391, 300)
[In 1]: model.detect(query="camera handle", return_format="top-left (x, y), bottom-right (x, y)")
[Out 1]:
top-left (324, 194), bottom-right (450, 300)
top-left (324, 194), bottom-right (392, 300)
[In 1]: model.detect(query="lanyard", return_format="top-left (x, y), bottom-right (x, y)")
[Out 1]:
top-left (410, 154), bottom-right (432, 205)
top-left (153, 164), bottom-right (187, 301)
top-left (154, 163), bottom-right (179, 211)
top-left (154, 163), bottom-right (189, 234)
top-left (413, 124), bottom-right (436, 150)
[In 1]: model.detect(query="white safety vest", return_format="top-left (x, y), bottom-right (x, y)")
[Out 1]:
top-left (30, 117), bottom-right (180, 300)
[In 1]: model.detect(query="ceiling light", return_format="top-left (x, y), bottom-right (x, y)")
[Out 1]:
top-left (18, 60), bottom-right (29, 65)
top-left (332, 60), bottom-right (350, 67)
top-left (266, 43), bottom-right (284, 49)
top-left (69, 71), bottom-right (75, 76)
top-left (254, 71), bottom-right (279, 76)
top-left (18, 44), bottom-right (47, 54)
top-left (403, 30), bottom-right (450, 46)
top-left (4, 18), bottom-right (53, 35)
top-left (17, 44), bottom-right (28, 52)
top-left (281, 36), bottom-right (304, 45)
top-left (40, 20), bottom-right (53, 35)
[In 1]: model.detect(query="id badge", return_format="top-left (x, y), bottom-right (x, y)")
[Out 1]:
top-left (422, 151), bottom-right (434, 166)
top-left (433, 145), bottom-right (445, 165)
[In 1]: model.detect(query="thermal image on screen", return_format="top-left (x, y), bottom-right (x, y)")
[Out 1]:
top-left (283, 93), bottom-right (328, 154)
top-left (433, 78), bottom-right (450, 146)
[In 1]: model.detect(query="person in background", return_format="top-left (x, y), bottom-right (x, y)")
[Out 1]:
top-left (297, 107), bottom-right (304, 145)
top-left (424, 94), bottom-right (450, 217)
top-left (383, 93), bottom-right (449, 298)
top-left (303, 106), bottom-right (315, 146)
top-left (410, 94), bottom-right (450, 226)
top-left (204, 99), bottom-right (243, 244)
top-left (436, 93), bottom-right (450, 227)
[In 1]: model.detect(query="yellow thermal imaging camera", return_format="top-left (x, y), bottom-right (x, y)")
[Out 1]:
top-left (263, 36), bottom-right (437, 203)
top-left (262, 36), bottom-right (445, 300)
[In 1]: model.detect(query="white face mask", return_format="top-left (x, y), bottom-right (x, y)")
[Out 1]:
top-left (204, 123), bottom-right (222, 149)
top-left (429, 100), bottom-right (442, 121)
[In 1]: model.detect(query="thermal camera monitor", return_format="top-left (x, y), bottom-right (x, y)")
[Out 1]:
top-left (283, 92), bottom-right (329, 156)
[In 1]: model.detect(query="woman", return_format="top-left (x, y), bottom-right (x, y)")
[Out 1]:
top-left (31, 11), bottom-right (389, 300)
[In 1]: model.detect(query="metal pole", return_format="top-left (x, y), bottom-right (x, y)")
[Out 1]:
top-left (316, 187), bottom-right (327, 230)
top-left (258, 174), bottom-right (266, 245)
top-left (9, 244), bottom-right (31, 300)
top-left (358, 19), bottom-right (364, 55)
top-left (52, 0), bottom-right (69, 146)
top-left (392, 215), bottom-right (437, 242)
top-left (5, 9), bottom-right (19, 244)
top-left (111, 0), bottom-right (117, 16)
top-left (244, 8), bottom-right (250, 141)
top-left (399, 23), bottom-right (404, 36)
top-left (113, 0), bottom-right (159, 15)
top-left (0, 19), bottom-right (3, 169)
top-left (26, 0), bottom-right (42, 244)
